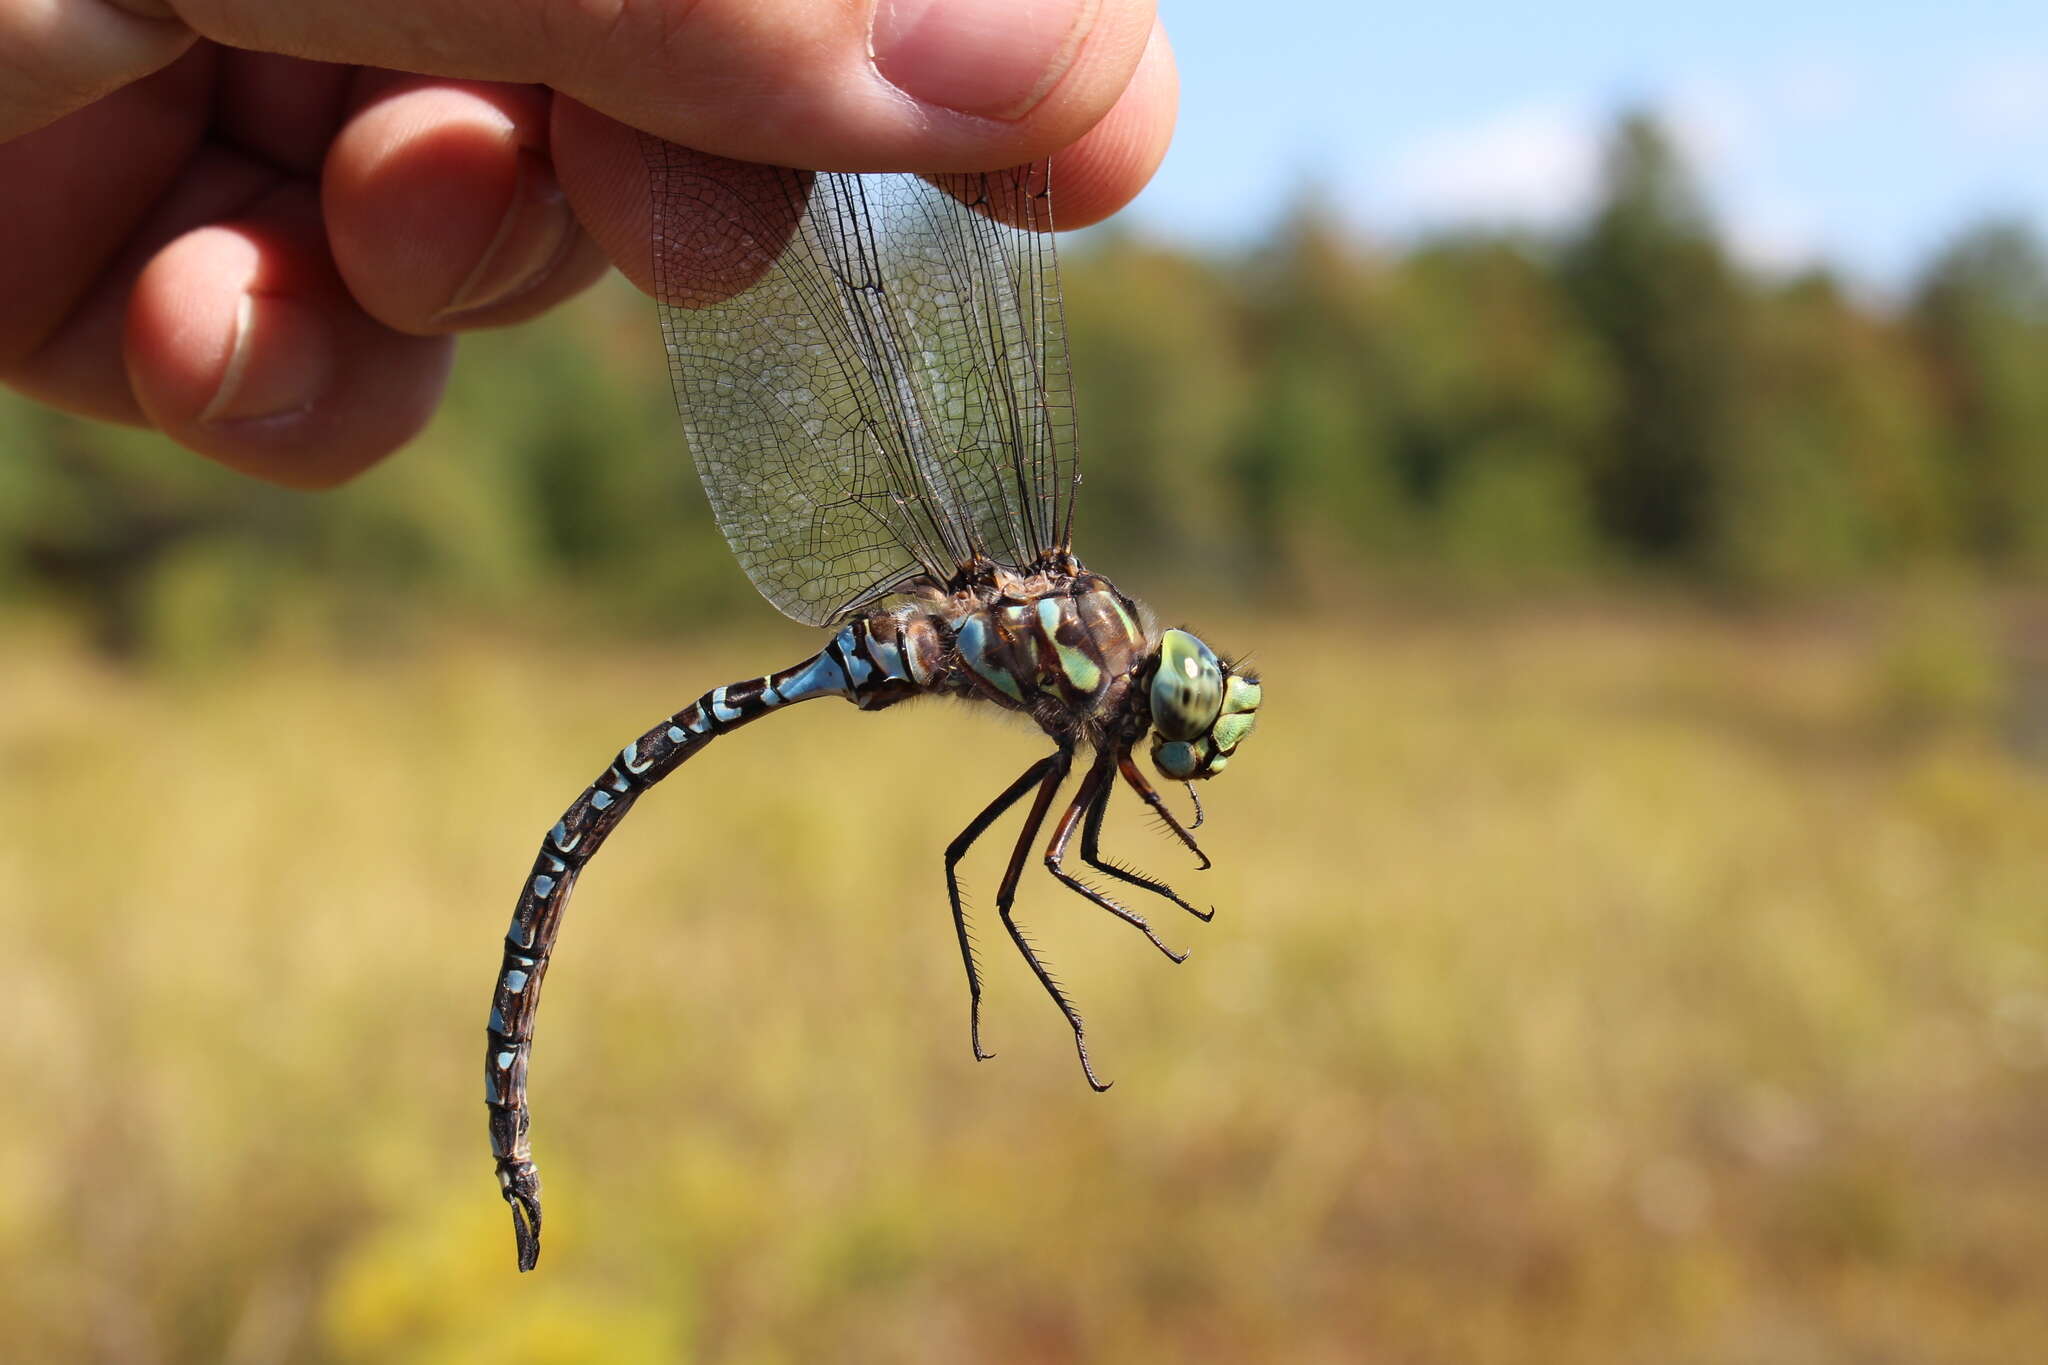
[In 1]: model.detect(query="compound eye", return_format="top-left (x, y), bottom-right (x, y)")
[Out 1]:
top-left (1152, 739), bottom-right (1201, 781)
top-left (1150, 630), bottom-right (1224, 741)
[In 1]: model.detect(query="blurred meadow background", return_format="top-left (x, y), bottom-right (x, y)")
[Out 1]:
top-left (7, 2), bottom-right (2048, 1360)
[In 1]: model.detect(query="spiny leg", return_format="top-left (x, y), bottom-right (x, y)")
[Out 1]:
top-left (1043, 750), bottom-right (1192, 960)
top-left (1184, 782), bottom-right (1205, 830)
top-left (1078, 755), bottom-right (1215, 924)
top-left (1117, 752), bottom-right (1213, 872)
top-left (945, 754), bottom-right (1064, 1062)
top-left (989, 746), bottom-right (1113, 1091)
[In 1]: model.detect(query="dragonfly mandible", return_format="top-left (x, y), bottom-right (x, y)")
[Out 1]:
top-left (484, 141), bottom-right (1263, 1270)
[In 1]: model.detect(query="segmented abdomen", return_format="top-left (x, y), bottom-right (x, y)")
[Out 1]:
top-left (484, 611), bottom-right (934, 1269)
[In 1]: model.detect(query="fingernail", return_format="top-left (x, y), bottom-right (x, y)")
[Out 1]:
top-left (871, 0), bottom-right (1099, 121)
top-left (200, 291), bottom-right (333, 425)
top-left (439, 148), bottom-right (575, 319)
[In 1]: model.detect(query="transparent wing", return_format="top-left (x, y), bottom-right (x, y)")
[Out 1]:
top-left (646, 140), bottom-right (1080, 626)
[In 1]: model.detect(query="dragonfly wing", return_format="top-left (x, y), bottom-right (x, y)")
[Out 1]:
top-left (646, 140), bottom-right (1079, 626)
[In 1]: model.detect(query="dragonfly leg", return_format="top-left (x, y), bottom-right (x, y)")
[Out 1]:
top-left (1043, 751), bottom-right (1191, 961)
top-left (944, 753), bottom-right (1064, 1062)
top-left (1116, 752), bottom-right (1213, 874)
top-left (989, 746), bottom-right (1114, 1091)
top-left (1074, 752), bottom-right (1215, 924)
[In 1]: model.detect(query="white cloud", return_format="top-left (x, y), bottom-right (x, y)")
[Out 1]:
top-left (1375, 90), bottom-right (1826, 277)
top-left (1661, 79), bottom-right (1756, 172)
top-left (1658, 81), bottom-right (1826, 273)
top-left (1381, 101), bottom-right (1602, 230)
top-left (1722, 194), bottom-right (1826, 276)
top-left (1954, 56), bottom-right (2048, 138)
top-left (1771, 62), bottom-right (1858, 125)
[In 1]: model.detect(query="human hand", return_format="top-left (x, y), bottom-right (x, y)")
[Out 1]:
top-left (1, 0), bottom-right (1176, 487)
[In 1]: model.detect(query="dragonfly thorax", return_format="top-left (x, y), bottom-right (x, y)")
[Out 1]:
top-left (924, 574), bottom-right (1261, 781)
top-left (937, 570), bottom-right (1156, 739)
top-left (945, 552), bottom-right (1086, 606)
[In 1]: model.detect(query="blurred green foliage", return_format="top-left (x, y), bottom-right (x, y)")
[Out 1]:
top-left (6, 112), bottom-right (2048, 659)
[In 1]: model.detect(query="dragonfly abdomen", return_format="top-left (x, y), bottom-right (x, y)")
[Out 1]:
top-left (486, 611), bottom-right (938, 1269)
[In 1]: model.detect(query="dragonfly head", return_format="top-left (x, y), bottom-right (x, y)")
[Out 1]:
top-left (1145, 629), bottom-right (1261, 781)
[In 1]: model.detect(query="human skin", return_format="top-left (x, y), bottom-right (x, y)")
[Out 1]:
top-left (0, 0), bottom-right (1178, 487)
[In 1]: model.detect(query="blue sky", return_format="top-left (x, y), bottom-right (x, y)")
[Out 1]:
top-left (1117, 0), bottom-right (2048, 286)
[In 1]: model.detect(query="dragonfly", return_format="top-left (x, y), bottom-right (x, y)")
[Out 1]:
top-left (483, 141), bottom-right (1263, 1271)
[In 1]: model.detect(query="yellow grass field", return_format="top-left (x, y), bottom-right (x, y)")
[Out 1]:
top-left (4, 604), bottom-right (2047, 1362)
